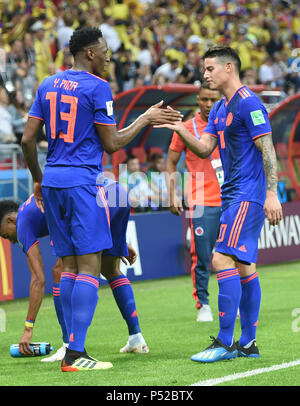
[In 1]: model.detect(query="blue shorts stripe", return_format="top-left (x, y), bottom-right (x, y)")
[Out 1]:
top-left (215, 201), bottom-right (265, 264)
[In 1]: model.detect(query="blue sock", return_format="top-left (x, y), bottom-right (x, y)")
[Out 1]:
top-left (59, 272), bottom-right (77, 339)
top-left (68, 274), bottom-right (99, 352)
top-left (239, 272), bottom-right (261, 347)
top-left (109, 275), bottom-right (141, 335)
top-left (52, 283), bottom-right (69, 343)
top-left (216, 268), bottom-right (241, 347)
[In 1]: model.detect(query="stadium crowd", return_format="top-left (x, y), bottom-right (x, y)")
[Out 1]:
top-left (0, 0), bottom-right (299, 144)
top-left (0, 0), bottom-right (299, 209)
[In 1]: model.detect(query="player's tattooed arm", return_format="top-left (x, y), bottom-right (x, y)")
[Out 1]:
top-left (254, 133), bottom-right (283, 226)
top-left (254, 134), bottom-right (278, 193)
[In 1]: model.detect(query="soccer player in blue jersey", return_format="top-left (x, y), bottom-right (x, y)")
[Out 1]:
top-left (156, 46), bottom-right (282, 363)
top-left (21, 27), bottom-right (182, 371)
top-left (0, 179), bottom-right (148, 360)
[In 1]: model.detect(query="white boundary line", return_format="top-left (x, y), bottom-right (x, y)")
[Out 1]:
top-left (191, 359), bottom-right (300, 386)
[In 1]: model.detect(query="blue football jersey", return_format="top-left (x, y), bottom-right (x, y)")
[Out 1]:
top-left (29, 70), bottom-right (116, 187)
top-left (16, 194), bottom-right (49, 255)
top-left (204, 86), bottom-right (271, 210)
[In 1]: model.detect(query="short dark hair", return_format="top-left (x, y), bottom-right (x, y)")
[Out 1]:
top-left (125, 154), bottom-right (138, 163)
top-left (0, 200), bottom-right (19, 225)
top-left (203, 46), bottom-right (241, 74)
top-left (69, 27), bottom-right (103, 57)
top-left (150, 153), bottom-right (163, 162)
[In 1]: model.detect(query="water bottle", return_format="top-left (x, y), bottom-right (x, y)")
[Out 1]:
top-left (10, 342), bottom-right (54, 357)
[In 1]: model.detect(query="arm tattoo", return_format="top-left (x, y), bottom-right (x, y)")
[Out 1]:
top-left (255, 134), bottom-right (278, 193)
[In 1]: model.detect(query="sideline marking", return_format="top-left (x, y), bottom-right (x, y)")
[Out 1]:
top-left (191, 359), bottom-right (300, 386)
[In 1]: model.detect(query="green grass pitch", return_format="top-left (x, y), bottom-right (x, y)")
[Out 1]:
top-left (1, 261), bottom-right (300, 386)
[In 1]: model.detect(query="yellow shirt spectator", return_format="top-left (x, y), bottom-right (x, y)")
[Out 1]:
top-left (164, 49), bottom-right (186, 68)
top-left (32, 22), bottom-right (54, 84)
top-left (292, 9), bottom-right (300, 35)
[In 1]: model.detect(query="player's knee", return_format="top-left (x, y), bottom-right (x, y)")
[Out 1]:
top-left (62, 256), bottom-right (77, 275)
top-left (101, 256), bottom-right (121, 280)
top-left (52, 259), bottom-right (63, 281)
top-left (212, 252), bottom-right (235, 272)
top-left (101, 268), bottom-right (121, 280)
top-left (237, 261), bottom-right (256, 277)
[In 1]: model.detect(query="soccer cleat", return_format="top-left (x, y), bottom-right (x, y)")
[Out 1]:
top-left (41, 343), bottom-right (68, 363)
top-left (236, 340), bottom-right (260, 358)
top-left (197, 304), bottom-right (213, 322)
top-left (61, 349), bottom-right (113, 372)
top-left (190, 336), bottom-right (238, 363)
top-left (120, 340), bottom-right (149, 354)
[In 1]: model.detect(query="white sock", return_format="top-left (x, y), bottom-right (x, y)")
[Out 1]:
top-left (128, 332), bottom-right (144, 345)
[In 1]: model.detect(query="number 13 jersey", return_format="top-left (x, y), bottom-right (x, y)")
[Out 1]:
top-left (29, 69), bottom-right (116, 187)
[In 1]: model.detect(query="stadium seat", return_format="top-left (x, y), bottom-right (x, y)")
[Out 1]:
top-left (102, 151), bottom-right (110, 166)
top-left (129, 147), bottom-right (146, 164)
top-left (147, 147), bottom-right (164, 161)
top-left (0, 158), bottom-right (13, 170)
top-left (293, 141), bottom-right (300, 157)
top-left (275, 142), bottom-right (288, 158)
top-left (112, 148), bottom-right (127, 167)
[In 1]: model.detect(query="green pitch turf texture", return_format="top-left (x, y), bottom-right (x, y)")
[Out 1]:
top-left (1, 261), bottom-right (300, 387)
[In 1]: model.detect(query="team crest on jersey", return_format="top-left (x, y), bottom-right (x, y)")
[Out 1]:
top-left (106, 100), bottom-right (113, 116)
top-left (195, 226), bottom-right (204, 236)
top-left (250, 110), bottom-right (266, 126)
top-left (226, 112), bottom-right (233, 126)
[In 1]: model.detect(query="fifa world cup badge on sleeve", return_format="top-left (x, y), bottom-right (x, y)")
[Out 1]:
top-left (250, 110), bottom-right (266, 126)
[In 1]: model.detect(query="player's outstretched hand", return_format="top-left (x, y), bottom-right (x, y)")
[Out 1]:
top-left (19, 328), bottom-right (34, 356)
top-left (33, 181), bottom-right (44, 214)
top-left (154, 120), bottom-right (185, 133)
top-left (144, 101), bottom-right (183, 126)
top-left (154, 106), bottom-right (186, 132)
top-left (264, 190), bottom-right (283, 226)
top-left (121, 243), bottom-right (137, 266)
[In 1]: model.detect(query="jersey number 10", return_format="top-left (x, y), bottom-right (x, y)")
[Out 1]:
top-left (46, 92), bottom-right (78, 143)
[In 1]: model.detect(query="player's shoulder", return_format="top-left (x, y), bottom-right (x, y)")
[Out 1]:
top-left (238, 86), bottom-right (262, 107)
top-left (39, 71), bottom-right (64, 88)
top-left (36, 72), bottom-right (65, 95)
top-left (83, 72), bottom-right (112, 99)
top-left (77, 71), bottom-right (110, 94)
top-left (18, 195), bottom-right (41, 219)
top-left (83, 71), bottom-right (109, 84)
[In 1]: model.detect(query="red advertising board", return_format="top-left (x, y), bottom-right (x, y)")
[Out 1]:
top-left (257, 201), bottom-right (300, 265)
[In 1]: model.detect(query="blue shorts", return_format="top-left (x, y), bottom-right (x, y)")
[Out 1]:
top-left (102, 181), bottom-right (130, 258)
top-left (215, 201), bottom-right (265, 265)
top-left (42, 184), bottom-right (112, 257)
